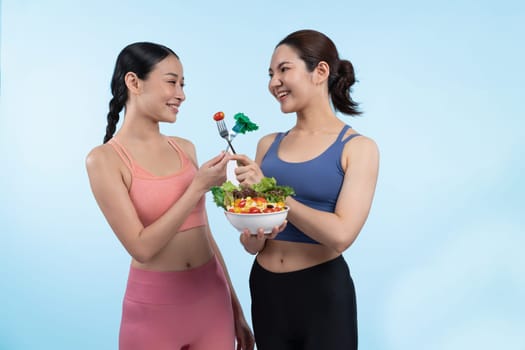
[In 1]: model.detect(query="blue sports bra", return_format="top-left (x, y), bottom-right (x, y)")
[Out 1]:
top-left (260, 125), bottom-right (360, 244)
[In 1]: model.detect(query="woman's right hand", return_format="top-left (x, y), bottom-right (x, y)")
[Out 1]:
top-left (193, 152), bottom-right (231, 192)
top-left (229, 154), bottom-right (264, 187)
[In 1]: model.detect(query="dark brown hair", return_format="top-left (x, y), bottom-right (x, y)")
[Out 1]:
top-left (103, 42), bottom-right (179, 143)
top-left (277, 29), bottom-right (361, 116)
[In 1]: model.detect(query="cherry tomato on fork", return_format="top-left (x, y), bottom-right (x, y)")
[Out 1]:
top-left (213, 111), bottom-right (225, 121)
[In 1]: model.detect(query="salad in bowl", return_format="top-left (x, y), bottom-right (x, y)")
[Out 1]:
top-left (211, 177), bottom-right (295, 233)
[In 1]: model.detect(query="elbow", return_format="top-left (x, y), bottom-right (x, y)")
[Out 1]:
top-left (332, 233), bottom-right (358, 254)
top-left (127, 246), bottom-right (156, 264)
top-left (124, 229), bottom-right (160, 264)
top-left (333, 242), bottom-right (350, 255)
top-left (131, 253), bottom-right (151, 264)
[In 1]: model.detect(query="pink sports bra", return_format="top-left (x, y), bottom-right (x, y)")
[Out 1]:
top-left (108, 137), bottom-right (206, 231)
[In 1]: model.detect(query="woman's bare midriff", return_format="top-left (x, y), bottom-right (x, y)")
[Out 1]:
top-left (256, 239), bottom-right (340, 273)
top-left (130, 226), bottom-right (214, 271)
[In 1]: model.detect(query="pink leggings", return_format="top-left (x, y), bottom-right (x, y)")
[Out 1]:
top-left (119, 256), bottom-right (235, 350)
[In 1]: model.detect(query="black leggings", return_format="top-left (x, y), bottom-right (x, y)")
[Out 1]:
top-left (249, 255), bottom-right (358, 350)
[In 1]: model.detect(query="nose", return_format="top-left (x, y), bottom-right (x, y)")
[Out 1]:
top-left (268, 74), bottom-right (281, 91)
top-left (176, 85), bottom-right (186, 102)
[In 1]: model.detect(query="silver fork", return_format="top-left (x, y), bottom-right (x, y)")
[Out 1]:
top-left (216, 119), bottom-right (237, 154)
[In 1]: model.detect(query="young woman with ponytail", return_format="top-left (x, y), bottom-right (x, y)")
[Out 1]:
top-left (231, 30), bottom-right (380, 349)
top-left (86, 42), bottom-right (256, 350)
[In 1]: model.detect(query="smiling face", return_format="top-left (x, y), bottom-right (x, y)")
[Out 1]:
top-left (134, 54), bottom-right (186, 123)
top-left (268, 44), bottom-right (319, 114)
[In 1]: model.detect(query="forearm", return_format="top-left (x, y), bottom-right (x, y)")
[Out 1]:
top-left (130, 181), bottom-right (207, 262)
top-left (286, 197), bottom-right (366, 253)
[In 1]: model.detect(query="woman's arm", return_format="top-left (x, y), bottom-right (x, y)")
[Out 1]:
top-left (231, 134), bottom-right (379, 254)
top-left (85, 142), bottom-right (230, 263)
top-left (285, 136), bottom-right (379, 253)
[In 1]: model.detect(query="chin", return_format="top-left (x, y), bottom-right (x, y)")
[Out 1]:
top-left (160, 116), bottom-right (177, 124)
top-left (167, 112), bottom-right (179, 122)
top-left (280, 105), bottom-right (295, 114)
top-left (278, 99), bottom-right (297, 113)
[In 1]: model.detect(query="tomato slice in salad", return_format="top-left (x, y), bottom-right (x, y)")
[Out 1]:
top-left (211, 177), bottom-right (295, 214)
top-left (227, 197), bottom-right (286, 214)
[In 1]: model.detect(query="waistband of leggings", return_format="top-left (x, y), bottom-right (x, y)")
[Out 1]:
top-left (253, 254), bottom-right (346, 277)
top-left (124, 255), bottom-right (224, 304)
top-left (127, 255), bottom-right (219, 286)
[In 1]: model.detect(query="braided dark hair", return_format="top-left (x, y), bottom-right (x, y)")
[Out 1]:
top-left (277, 29), bottom-right (361, 116)
top-left (103, 42), bottom-right (178, 143)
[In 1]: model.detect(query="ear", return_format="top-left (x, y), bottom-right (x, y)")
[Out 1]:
top-left (124, 72), bottom-right (141, 95)
top-left (313, 61), bottom-right (330, 85)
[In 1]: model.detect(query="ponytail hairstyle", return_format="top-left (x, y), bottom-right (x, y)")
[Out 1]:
top-left (276, 29), bottom-right (361, 116)
top-left (103, 42), bottom-right (178, 143)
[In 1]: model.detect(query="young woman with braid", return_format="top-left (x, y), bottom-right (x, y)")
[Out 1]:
top-left (231, 30), bottom-right (380, 349)
top-left (86, 42), bottom-right (259, 350)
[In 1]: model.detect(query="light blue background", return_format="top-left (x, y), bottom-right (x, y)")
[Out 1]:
top-left (1, 1), bottom-right (524, 349)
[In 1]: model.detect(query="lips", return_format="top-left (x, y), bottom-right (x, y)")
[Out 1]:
top-left (275, 90), bottom-right (290, 101)
top-left (167, 103), bottom-right (180, 113)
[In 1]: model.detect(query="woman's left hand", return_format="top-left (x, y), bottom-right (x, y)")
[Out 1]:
top-left (240, 221), bottom-right (287, 254)
top-left (234, 313), bottom-right (255, 350)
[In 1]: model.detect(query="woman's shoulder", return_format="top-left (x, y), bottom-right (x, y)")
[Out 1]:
top-left (166, 135), bottom-right (198, 164)
top-left (342, 131), bottom-right (380, 165)
top-left (258, 132), bottom-right (280, 144)
top-left (167, 135), bottom-right (196, 152)
top-left (85, 142), bottom-right (126, 180)
top-left (86, 142), bottom-right (116, 169)
top-left (254, 132), bottom-right (284, 163)
top-left (343, 127), bottom-right (378, 148)
top-left (256, 132), bottom-right (281, 152)
top-left (167, 134), bottom-right (193, 145)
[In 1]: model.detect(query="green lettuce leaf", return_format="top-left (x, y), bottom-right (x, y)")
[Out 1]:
top-left (232, 113), bottom-right (259, 134)
top-left (211, 177), bottom-right (295, 209)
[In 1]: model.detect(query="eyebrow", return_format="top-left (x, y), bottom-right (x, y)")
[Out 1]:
top-left (165, 72), bottom-right (179, 78)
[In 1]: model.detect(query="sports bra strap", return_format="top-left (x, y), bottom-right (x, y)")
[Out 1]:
top-left (337, 125), bottom-right (351, 142)
top-left (166, 138), bottom-right (184, 156)
top-left (166, 138), bottom-right (190, 167)
top-left (274, 132), bottom-right (287, 143)
top-left (108, 139), bottom-right (134, 172)
top-left (281, 125), bottom-right (358, 144)
top-left (341, 133), bottom-right (361, 144)
top-left (339, 125), bottom-right (361, 144)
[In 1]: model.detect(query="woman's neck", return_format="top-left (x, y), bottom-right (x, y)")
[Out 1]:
top-left (117, 112), bottom-right (162, 142)
top-left (294, 104), bottom-right (343, 134)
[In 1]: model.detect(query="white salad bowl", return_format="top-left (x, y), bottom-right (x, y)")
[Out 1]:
top-left (224, 207), bottom-right (289, 234)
